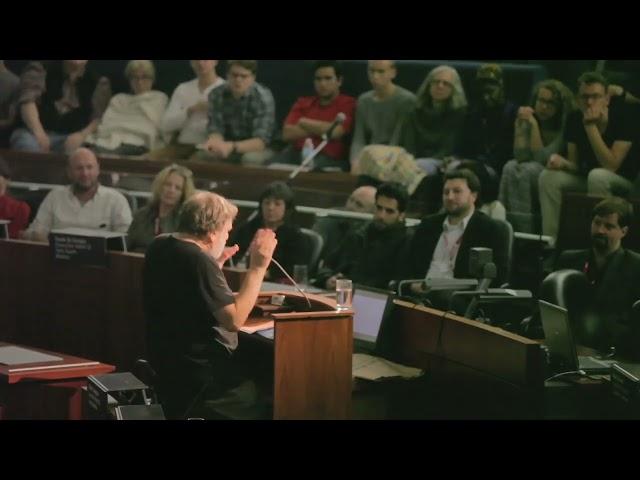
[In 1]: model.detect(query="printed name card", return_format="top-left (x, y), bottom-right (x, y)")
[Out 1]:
top-left (49, 228), bottom-right (127, 267)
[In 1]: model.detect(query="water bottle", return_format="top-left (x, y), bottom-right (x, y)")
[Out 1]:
top-left (302, 138), bottom-right (314, 169)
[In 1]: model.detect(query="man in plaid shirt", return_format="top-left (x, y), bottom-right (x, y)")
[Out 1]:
top-left (203, 60), bottom-right (275, 166)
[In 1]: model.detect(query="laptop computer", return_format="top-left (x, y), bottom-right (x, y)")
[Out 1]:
top-left (352, 285), bottom-right (393, 353)
top-left (539, 300), bottom-right (614, 374)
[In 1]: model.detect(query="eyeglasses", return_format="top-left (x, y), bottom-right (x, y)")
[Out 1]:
top-left (579, 93), bottom-right (605, 102)
top-left (130, 75), bottom-right (152, 81)
top-left (229, 72), bottom-right (252, 80)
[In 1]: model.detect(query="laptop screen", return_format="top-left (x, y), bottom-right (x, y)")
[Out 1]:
top-left (539, 300), bottom-right (579, 371)
top-left (352, 287), bottom-right (390, 345)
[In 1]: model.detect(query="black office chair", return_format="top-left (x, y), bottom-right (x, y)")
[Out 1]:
top-left (300, 227), bottom-right (324, 276)
top-left (494, 219), bottom-right (514, 287)
top-left (132, 358), bottom-right (159, 405)
top-left (521, 269), bottom-right (589, 339)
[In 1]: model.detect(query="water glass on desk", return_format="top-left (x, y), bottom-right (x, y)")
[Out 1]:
top-left (335, 278), bottom-right (353, 311)
top-left (293, 264), bottom-right (309, 290)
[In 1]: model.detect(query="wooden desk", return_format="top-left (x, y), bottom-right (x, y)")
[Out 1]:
top-left (0, 342), bottom-right (114, 419)
top-left (366, 300), bottom-right (546, 419)
top-left (0, 240), bottom-right (353, 420)
top-left (0, 239), bottom-right (146, 372)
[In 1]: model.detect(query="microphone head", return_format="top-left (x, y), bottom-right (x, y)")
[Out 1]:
top-left (336, 112), bottom-right (347, 124)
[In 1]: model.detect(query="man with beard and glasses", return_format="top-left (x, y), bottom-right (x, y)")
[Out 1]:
top-left (21, 147), bottom-right (132, 242)
top-left (402, 169), bottom-right (508, 302)
top-left (555, 197), bottom-right (640, 359)
top-left (315, 182), bottom-right (410, 290)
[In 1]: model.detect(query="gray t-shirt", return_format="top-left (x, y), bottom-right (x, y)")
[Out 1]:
top-left (144, 235), bottom-right (238, 358)
top-left (350, 86), bottom-right (417, 162)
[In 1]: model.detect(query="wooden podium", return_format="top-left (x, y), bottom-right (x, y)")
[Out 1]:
top-left (0, 342), bottom-right (115, 419)
top-left (242, 291), bottom-right (353, 420)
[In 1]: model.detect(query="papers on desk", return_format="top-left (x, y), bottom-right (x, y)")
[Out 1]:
top-left (239, 317), bottom-right (275, 334)
top-left (352, 353), bottom-right (423, 381)
top-left (0, 346), bottom-right (63, 365)
top-left (257, 328), bottom-right (275, 340)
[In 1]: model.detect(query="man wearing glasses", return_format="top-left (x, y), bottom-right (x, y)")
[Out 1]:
top-left (203, 60), bottom-right (275, 166)
top-left (539, 71), bottom-right (639, 241)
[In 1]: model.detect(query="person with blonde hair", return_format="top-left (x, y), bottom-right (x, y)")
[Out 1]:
top-left (143, 191), bottom-right (277, 419)
top-left (127, 164), bottom-right (196, 251)
top-left (86, 60), bottom-right (168, 156)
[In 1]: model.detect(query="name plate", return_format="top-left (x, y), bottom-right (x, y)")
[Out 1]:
top-left (49, 228), bottom-right (127, 267)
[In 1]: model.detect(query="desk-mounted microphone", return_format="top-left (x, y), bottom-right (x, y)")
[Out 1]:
top-left (269, 258), bottom-right (312, 310)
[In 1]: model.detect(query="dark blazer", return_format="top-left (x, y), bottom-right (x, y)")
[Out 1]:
top-left (556, 247), bottom-right (640, 359)
top-left (402, 210), bottom-right (509, 286)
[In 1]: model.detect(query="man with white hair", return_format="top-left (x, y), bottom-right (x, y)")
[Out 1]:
top-left (144, 191), bottom-right (278, 419)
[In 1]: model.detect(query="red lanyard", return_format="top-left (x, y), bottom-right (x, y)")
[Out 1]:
top-left (583, 261), bottom-right (597, 286)
top-left (443, 231), bottom-right (462, 266)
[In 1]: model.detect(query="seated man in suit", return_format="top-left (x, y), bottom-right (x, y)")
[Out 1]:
top-left (402, 169), bottom-right (508, 306)
top-left (555, 197), bottom-right (640, 360)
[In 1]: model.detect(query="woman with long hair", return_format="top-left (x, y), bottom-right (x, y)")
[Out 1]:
top-left (498, 79), bottom-right (576, 233)
top-left (127, 164), bottom-right (196, 251)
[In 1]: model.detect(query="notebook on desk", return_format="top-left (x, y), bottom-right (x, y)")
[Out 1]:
top-left (539, 300), bottom-right (615, 374)
top-left (352, 285), bottom-right (393, 353)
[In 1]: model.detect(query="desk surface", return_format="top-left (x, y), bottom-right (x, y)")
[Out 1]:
top-left (0, 342), bottom-right (115, 384)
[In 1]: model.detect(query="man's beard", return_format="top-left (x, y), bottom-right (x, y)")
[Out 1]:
top-left (591, 235), bottom-right (609, 253)
top-left (372, 219), bottom-right (388, 231)
top-left (446, 203), bottom-right (470, 218)
top-left (73, 181), bottom-right (96, 193)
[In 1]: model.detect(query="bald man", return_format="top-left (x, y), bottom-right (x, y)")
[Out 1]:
top-left (22, 147), bottom-right (132, 242)
top-left (345, 185), bottom-right (377, 213)
top-left (312, 185), bottom-right (378, 260)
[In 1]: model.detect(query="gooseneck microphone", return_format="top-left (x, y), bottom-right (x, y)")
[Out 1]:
top-left (268, 258), bottom-right (312, 310)
top-left (227, 252), bottom-right (312, 310)
top-left (322, 112), bottom-right (347, 141)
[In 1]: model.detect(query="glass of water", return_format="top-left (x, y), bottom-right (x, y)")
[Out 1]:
top-left (335, 278), bottom-right (353, 311)
top-left (293, 264), bottom-right (309, 289)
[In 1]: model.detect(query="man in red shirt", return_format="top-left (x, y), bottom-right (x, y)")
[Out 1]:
top-left (0, 157), bottom-right (30, 238)
top-left (271, 60), bottom-right (356, 171)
